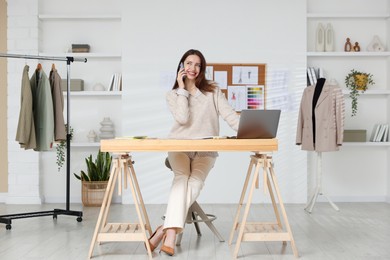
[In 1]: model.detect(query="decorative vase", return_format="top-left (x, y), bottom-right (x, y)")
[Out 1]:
top-left (99, 117), bottom-right (115, 139)
top-left (87, 130), bottom-right (97, 142)
top-left (93, 83), bottom-right (105, 91)
top-left (325, 23), bottom-right (334, 52)
top-left (315, 23), bottom-right (325, 52)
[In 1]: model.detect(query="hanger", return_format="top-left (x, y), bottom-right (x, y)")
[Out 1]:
top-left (36, 63), bottom-right (42, 71)
top-left (51, 63), bottom-right (56, 70)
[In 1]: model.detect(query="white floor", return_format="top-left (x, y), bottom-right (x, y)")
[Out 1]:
top-left (0, 202), bottom-right (389, 260)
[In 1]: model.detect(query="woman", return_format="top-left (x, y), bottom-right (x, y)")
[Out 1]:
top-left (148, 49), bottom-right (239, 256)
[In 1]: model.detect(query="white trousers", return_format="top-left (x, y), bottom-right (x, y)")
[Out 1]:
top-left (163, 152), bottom-right (216, 233)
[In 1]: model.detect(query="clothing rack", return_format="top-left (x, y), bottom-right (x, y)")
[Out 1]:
top-left (0, 53), bottom-right (87, 230)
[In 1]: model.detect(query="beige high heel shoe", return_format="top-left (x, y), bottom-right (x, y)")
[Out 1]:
top-left (146, 225), bottom-right (163, 252)
top-left (160, 234), bottom-right (175, 256)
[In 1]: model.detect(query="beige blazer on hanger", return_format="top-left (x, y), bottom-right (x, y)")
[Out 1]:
top-left (49, 67), bottom-right (66, 141)
top-left (15, 65), bottom-right (37, 150)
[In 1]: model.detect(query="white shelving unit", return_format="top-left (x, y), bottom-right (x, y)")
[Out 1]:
top-left (307, 0), bottom-right (390, 202)
top-left (37, 0), bottom-right (123, 153)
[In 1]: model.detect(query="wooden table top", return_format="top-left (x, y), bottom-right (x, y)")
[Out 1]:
top-left (100, 138), bottom-right (278, 153)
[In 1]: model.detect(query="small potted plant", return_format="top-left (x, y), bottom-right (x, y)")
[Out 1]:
top-left (74, 150), bottom-right (112, 206)
top-left (345, 69), bottom-right (375, 117)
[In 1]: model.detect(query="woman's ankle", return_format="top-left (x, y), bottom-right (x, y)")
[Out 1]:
top-left (164, 228), bottom-right (176, 247)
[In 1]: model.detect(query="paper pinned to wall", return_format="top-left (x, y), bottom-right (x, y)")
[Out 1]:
top-left (227, 85), bottom-right (247, 112)
top-left (206, 66), bottom-right (213, 80)
top-left (232, 66), bottom-right (258, 85)
top-left (214, 71), bottom-right (227, 89)
top-left (247, 85), bottom-right (264, 109)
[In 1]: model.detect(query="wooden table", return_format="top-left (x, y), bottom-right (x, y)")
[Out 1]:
top-left (88, 138), bottom-right (298, 259)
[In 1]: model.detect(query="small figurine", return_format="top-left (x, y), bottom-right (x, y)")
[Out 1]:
top-left (344, 38), bottom-right (352, 52)
top-left (353, 42), bottom-right (361, 52)
top-left (367, 35), bottom-right (385, 52)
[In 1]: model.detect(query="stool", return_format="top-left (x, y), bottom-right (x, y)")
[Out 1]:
top-left (164, 157), bottom-right (224, 245)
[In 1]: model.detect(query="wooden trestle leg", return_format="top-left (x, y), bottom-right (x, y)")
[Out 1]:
top-left (229, 153), bottom-right (299, 258)
top-left (88, 154), bottom-right (153, 259)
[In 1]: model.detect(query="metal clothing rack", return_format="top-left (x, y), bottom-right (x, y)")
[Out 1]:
top-left (0, 53), bottom-right (87, 230)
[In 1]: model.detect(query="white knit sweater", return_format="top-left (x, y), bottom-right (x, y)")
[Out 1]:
top-left (166, 87), bottom-right (239, 157)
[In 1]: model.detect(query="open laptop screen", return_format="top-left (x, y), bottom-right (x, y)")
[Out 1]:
top-left (236, 109), bottom-right (281, 139)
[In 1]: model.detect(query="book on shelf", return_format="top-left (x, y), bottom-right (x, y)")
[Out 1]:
top-left (306, 67), bottom-right (325, 86)
top-left (108, 74), bottom-right (115, 91)
top-left (376, 124), bottom-right (385, 142)
top-left (370, 123), bottom-right (389, 142)
top-left (383, 125), bottom-right (389, 142)
top-left (370, 124), bottom-right (381, 142)
top-left (108, 73), bottom-right (122, 91)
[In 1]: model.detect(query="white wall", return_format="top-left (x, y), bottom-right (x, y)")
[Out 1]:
top-left (6, 0), bottom-right (389, 205)
top-left (120, 0), bottom-right (307, 204)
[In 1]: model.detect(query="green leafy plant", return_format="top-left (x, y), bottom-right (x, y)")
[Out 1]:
top-left (56, 124), bottom-right (73, 171)
top-left (345, 69), bottom-right (374, 117)
top-left (74, 150), bottom-right (112, 181)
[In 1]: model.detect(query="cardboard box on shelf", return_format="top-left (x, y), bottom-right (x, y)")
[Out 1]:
top-left (343, 130), bottom-right (366, 142)
top-left (61, 79), bottom-right (84, 91)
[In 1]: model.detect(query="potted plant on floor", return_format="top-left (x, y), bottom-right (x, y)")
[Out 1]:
top-left (74, 150), bottom-right (112, 206)
top-left (345, 69), bottom-right (375, 117)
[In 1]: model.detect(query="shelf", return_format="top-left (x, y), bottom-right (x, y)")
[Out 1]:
top-left (71, 142), bottom-right (101, 148)
top-left (342, 90), bottom-right (390, 95)
top-left (63, 91), bottom-right (122, 96)
top-left (307, 13), bottom-right (390, 19)
top-left (342, 142), bottom-right (390, 147)
top-left (307, 52), bottom-right (390, 57)
top-left (38, 14), bottom-right (121, 20)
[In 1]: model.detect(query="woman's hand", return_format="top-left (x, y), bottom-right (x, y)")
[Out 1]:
top-left (177, 68), bottom-right (186, 89)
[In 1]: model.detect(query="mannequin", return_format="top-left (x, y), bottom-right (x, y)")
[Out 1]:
top-left (296, 77), bottom-right (345, 212)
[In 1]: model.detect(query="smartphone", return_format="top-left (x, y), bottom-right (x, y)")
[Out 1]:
top-left (179, 62), bottom-right (186, 79)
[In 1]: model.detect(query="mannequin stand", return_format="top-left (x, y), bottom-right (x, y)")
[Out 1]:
top-left (305, 152), bottom-right (339, 213)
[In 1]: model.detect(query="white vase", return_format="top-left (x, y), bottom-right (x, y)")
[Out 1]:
top-left (99, 117), bottom-right (115, 139)
top-left (315, 23), bottom-right (325, 52)
top-left (87, 130), bottom-right (97, 142)
top-left (325, 23), bottom-right (334, 52)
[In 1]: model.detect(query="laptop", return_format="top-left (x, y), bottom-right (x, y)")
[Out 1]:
top-left (236, 109), bottom-right (281, 139)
